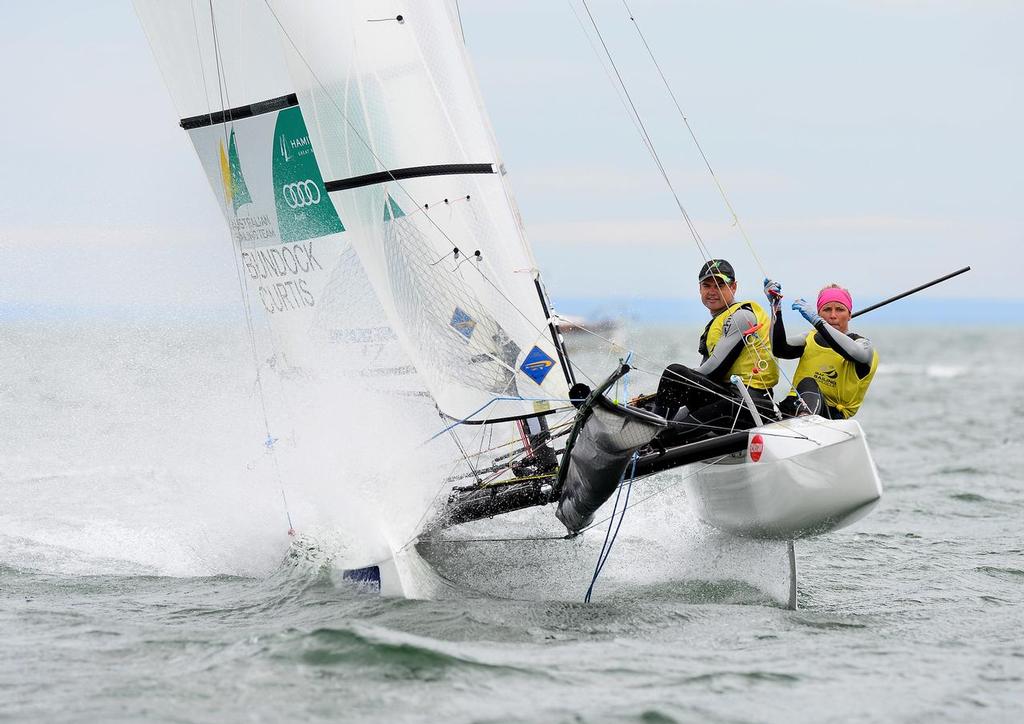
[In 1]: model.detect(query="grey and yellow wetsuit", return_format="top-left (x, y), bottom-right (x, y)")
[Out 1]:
top-left (771, 308), bottom-right (878, 419)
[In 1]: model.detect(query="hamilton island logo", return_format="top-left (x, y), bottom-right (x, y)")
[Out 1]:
top-left (272, 107), bottom-right (344, 242)
top-left (219, 128), bottom-right (252, 212)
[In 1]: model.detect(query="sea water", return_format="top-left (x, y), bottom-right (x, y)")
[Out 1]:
top-left (1, 320), bottom-right (1022, 722)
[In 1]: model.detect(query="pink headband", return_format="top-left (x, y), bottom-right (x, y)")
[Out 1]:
top-left (817, 288), bottom-right (852, 312)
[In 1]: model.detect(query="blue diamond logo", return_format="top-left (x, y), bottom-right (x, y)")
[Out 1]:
top-left (520, 346), bottom-right (556, 385)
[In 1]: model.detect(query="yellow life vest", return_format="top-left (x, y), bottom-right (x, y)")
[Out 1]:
top-left (788, 330), bottom-right (879, 417)
top-left (700, 301), bottom-right (779, 390)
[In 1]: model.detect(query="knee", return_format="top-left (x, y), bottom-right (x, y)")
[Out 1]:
top-left (796, 377), bottom-right (819, 394)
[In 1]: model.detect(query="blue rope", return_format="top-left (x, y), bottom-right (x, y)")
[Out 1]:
top-left (584, 451), bottom-right (639, 603)
top-left (613, 351), bottom-right (633, 403)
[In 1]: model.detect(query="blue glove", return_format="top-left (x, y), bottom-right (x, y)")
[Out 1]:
top-left (792, 298), bottom-right (822, 326)
top-left (763, 278), bottom-right (783, 305)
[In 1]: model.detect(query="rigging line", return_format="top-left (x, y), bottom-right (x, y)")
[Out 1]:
top-left (207, 0), bottom-right (293, 527)
top-left (407, 371), bottom-right (539, 543)
top-left (454, 0), bottom-right (466, 44)
top-left (446, 422), bottom-right (481, 483)
top-left (619, 0), bottom-right (768, 278)
top-left (420, 533), bottom-right (569, 544)
top-left (627, 360), bottom-right (748, 408)
top-left (565, 0), bottom-right (657, 161)
top-left (576, 0), bottom-right (714, 263)
top-left (551, 313), bottom-right (633, 386)
top-left (423, 453), bottom-right (731, 546)
top-left (446, 418), bottom-right (573, 468)
top-left (585, 451), bottom-right (639, 603)
top-left (259, 8), bottom-right (515, 288)
top-left (467, 262), bottom-right (600, 388)
top-left (553, 314), bottom-right (627, 353)
top-left (262, 2), bottom-right (593, 395)
top-left (263, 1), bottom-right (587, 393)
top-left (576, 455), bottom-right (728, 536)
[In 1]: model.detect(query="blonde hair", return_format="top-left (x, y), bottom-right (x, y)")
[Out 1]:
top-left (818, 283), bottom-right (849, 296)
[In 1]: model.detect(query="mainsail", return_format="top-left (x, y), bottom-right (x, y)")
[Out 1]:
top-left (264, 0), bottom-right (573, 423)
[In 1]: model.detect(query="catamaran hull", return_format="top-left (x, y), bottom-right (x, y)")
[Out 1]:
top-left (682, 416), bottom-right (882, 540)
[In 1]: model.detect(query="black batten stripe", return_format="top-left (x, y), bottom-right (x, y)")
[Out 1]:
top-left (325, 163), bottom-right (495, 192)
top-left (179, 93), bottom-right (299, 130)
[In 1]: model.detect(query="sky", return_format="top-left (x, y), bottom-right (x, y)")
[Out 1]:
top-left (0, 0), bottom-right (1020, 321)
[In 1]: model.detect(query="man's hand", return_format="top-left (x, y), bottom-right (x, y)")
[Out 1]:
top-left (763, 278), bottom-right (783, 309)
top-left (792, 298), bottom-right (822, 326)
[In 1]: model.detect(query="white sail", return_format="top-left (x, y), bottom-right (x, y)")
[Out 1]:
top-left (264, 0), bottom-right (573, 423)
top-left (133, 0), bottom-right (414, 382)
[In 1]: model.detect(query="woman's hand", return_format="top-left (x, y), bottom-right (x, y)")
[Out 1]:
top-left (792, 298), bottom-right (822, 326)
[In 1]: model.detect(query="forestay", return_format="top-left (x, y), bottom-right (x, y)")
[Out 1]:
top-left (265, 0), bottom-right (572, 423)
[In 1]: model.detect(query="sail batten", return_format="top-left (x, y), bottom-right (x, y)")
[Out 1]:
top-left (180, 93), bottom-right (299, 129)
top-left (325, 163), bottom-right (495, 192)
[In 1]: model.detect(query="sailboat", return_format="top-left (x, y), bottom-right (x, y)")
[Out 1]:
top-left (133, 0), bottom-right (881, 607)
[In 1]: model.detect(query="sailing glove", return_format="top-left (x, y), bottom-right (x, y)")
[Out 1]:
top-left (792, 298), bottom-right (822, 326)
top-left (763, 278), bottom-right (783, 308)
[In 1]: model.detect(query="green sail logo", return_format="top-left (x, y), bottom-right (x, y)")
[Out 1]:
top-left (218, 128), bottom-right (252, 212)
top-left (272, 107), bottom-right (344, 242)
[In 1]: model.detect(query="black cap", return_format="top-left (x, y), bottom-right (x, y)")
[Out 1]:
top-left (698, 259), bottom-right (735, 284)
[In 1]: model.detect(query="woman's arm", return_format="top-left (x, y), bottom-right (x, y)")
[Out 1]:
top-left (813, 322), bottom-right (874, 377)
top-left (771, 306), bottom-right (807, 359)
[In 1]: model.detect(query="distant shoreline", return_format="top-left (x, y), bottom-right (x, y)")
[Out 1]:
top-left (551, 297), bottom-right (1019, 326)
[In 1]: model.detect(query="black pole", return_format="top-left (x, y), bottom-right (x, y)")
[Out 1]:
top-left (851, 266), bottom-right (971, 319)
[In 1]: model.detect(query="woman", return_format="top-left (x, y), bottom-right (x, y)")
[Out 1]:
top-left (764, 280), bottom-right (878, 419)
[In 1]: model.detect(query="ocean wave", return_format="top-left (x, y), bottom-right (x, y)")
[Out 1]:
top-left (272, 623), bottom-right (531, 680)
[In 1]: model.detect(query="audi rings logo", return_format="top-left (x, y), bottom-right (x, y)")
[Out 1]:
top-left (282, 180), bottom-right (322, 208)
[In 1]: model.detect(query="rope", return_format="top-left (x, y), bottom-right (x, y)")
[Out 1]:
top-left (573, 0), bottom-right (714, 263)
top-left (584, 451), bottom-right (639, 603)
top-left (576, 455), bottom-right (726, 536)
top-left (206, 1), bottom-right (294, 535)
top-left (620, 0), bottom-right (769, 278)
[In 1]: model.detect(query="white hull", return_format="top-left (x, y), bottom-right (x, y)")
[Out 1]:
top-left (683, 416), bottom-right (882, 540)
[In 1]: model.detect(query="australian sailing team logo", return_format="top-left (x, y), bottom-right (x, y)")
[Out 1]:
top-left (219, 128), bottom-right (252, 212)
top-left (272, 107), bottom-right (344, 242)
top-left (383, 194), bottom-right (405, 221)
top-left (815, 364), bottom-right (840, 387)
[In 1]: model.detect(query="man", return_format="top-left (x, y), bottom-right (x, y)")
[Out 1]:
top-left (766, 281), bottom-right (878, 419)
top-left (652, 259), bottom-right (779, 443)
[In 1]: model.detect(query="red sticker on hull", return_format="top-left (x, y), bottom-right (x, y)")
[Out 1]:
top-left (749, 434), bottom-right (764, 462)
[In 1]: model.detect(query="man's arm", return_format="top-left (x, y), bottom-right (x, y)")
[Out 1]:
top-left (695, 308), bottom-right (757, 379)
